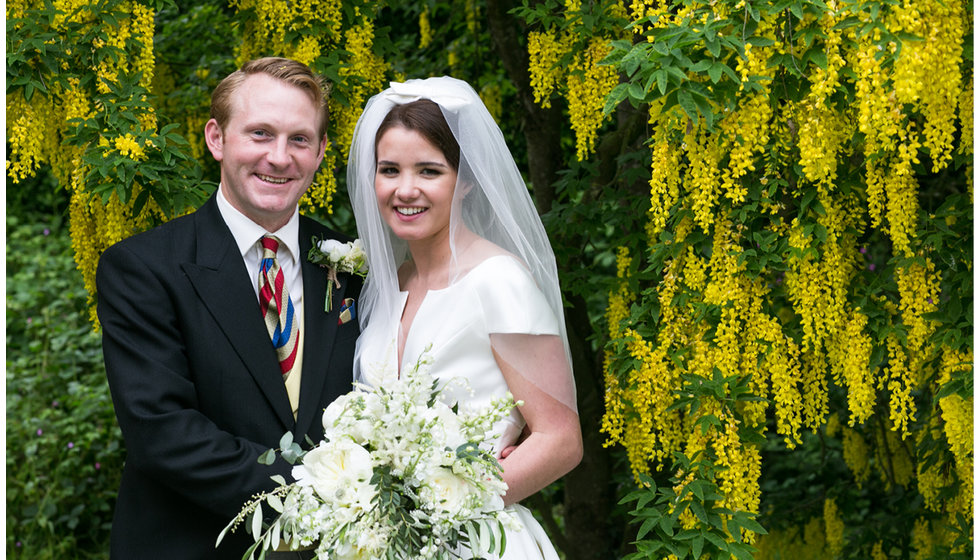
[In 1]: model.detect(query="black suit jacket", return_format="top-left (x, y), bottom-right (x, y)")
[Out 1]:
top-left (96, 196), bottom-right (361, 559)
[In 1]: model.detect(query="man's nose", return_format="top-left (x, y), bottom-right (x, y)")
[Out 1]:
top-left (266, 137), bottom-right (290, 167)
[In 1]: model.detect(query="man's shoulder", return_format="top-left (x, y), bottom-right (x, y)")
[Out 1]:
top-left (100, 200), bottom-right (223, 267)
top-left (109, 210), bottom-right (199, 251)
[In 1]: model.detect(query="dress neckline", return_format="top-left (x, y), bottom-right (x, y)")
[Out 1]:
top-left (398, 254), bottom-right (516, 296)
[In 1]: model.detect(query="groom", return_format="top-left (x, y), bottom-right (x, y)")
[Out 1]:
top-left (97, 57), bottom-right (360, 559)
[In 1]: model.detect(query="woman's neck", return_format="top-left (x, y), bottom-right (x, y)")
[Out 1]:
top-left (403, 227), bottom-right (478, 290)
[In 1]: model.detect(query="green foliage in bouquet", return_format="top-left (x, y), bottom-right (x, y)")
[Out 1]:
top-left (220, 352), bottom-right (518, 560)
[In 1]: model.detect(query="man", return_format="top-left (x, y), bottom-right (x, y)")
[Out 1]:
top-left (97, 57), bottom-right (360, 559)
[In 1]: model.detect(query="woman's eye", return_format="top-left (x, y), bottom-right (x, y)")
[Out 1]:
top-left (420, 168), bottom-right (442, 177)
top-left (378, 166), bottom-right (398, 175)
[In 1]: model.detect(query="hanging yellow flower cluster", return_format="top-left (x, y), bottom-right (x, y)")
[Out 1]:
top-left (7, 0), bottom-right (165, 323)
top-left (418, 7), bottom-right (433, 49)
top-left (937, 348), bottom-right (974, 520)
top-left (526, 2), bottom-right (624, 160)
top-left (228, 0), bottom-right (389, 215)
top-left (566, 40), bottom-right (618, 160)
top-left (527, 29), bottom-right (571, 108)
top-left (593, 0), bottom-right (972, 553)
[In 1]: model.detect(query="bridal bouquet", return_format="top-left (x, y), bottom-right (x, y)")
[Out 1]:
top-left (219, 352), bottom-right (518, 559)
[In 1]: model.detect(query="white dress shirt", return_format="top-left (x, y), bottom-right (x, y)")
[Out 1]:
top-left (216, 186), bottom-right (305, 418)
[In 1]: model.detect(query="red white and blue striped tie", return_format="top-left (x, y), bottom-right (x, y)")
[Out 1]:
top-left (258, 235), bottom-right (299, 380)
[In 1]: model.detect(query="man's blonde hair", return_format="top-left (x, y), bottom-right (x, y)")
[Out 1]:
top-left (210, 57), bottom-right (331, 138)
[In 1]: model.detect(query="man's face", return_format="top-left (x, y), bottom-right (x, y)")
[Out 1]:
top-left (205, 73), bottom-right (326, 231)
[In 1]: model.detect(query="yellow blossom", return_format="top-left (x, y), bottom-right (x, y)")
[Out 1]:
top-left (114, 133), bottom-right (147, 160)
top-left (823, 498), bottom-right (845, 556)
top-left (566, 39), bottom-right (617, 161)
top-left (418, 7), bottom-right (432, 49)
top-left (841, 425), bottom-right (872, 486)
top-left (528, 30), bottom-right (569, 108)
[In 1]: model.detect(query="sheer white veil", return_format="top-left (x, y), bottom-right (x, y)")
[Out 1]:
top-left (347, 77), bottom-right (576, 413)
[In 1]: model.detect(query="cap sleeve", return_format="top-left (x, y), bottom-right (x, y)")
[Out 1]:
top-left (468, 255), bottom-right (561, 336)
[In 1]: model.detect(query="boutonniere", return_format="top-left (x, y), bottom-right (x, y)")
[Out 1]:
top-left (308, 237), bottom-right (368, 312)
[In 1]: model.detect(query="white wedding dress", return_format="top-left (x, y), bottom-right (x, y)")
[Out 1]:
top-left (358, 255), bottom-right (562, 560)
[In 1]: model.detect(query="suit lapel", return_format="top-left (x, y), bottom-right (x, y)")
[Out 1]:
top-left (181, 198), bottom-right (294, 430)
top-left (293, 225), bottom-right (347, 437)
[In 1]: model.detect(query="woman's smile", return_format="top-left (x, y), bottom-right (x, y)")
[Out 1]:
top-left (375, 125), bottom-right (457, 244)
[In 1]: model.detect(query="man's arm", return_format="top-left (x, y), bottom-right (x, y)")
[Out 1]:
top-left (97, 240), bottom-right (292, 519)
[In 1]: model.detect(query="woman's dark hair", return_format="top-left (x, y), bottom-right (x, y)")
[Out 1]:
top-left (375, 99), bottom-right (460, 170)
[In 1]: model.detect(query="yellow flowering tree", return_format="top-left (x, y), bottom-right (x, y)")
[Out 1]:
top-left (7, 0), bottom-right (391, 323)
top-left (527, 0), bottom-right (974, 557)
top-left (7, 0), bottom-right (210, 323)
top-left (7, 0), bottom-right (972, 557)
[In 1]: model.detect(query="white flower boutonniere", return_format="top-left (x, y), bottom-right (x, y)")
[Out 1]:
top-left (308, 237), bottom-right (368, 312)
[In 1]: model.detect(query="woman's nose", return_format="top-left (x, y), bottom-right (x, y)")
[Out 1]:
top-left (394, 176), bottom-right (419, 199)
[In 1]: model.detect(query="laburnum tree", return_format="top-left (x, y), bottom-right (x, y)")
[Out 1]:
top-left (6, 0), bottom-right (972, 559)
top-left (535, 0), bottom-right (971, 558)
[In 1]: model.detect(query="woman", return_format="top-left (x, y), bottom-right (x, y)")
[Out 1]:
top-left (347, 77), bottom-right (582, 558)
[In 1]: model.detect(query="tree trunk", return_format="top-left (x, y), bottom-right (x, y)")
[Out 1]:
top-left (484, 0), bottom-right (563, 213)
top-left (485, 2), bottom-right (618, 558)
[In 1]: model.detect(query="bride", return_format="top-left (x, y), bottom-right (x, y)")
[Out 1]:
top-left (347, 76), bottom-right (583, 559)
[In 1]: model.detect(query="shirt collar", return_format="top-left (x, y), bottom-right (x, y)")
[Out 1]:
top-left (216, 185), bottom-right (301, 264)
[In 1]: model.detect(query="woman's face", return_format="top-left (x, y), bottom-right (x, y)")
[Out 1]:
top-left (374, 125), bottom-right (458, 246)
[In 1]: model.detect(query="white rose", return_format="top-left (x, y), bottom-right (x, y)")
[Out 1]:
top-left (423, 466), bottom-right (473, 513)
top-left (317, 239), bottom-right (346, 261)
top-left (321, 396), bottom-right (348, 436)
top-left (292, 439), bottom-right (374, 505)
top-left (429, 402), bottom-right (467, 451)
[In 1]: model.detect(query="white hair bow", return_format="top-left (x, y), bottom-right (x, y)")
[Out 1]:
top-left (383, 77), bottom-right (474, 112)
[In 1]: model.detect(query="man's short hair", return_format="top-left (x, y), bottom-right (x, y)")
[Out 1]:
top-left (210, 57), bottom-right (330, 139)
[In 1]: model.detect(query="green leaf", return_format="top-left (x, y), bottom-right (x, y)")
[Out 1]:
top-left (257, 448), bottom-right (276, 465)
top-left (690, 500), bottom-right (709, 524)
top-left (704, 530), bottom-right (729, 550)
top-left (637, 516), bottom-right (659, 540)
top-left (691, 534), bottom-right (704, 558)
top-left (708, 62), bottom-right (723, 83)
top-left (690, 59), bottom-right (712, 73)
top-left (736, 514), bottom-right (768, 535)
top-left (677, 89), bottom-right (699, 126)
top-left (604, 82), bottom-right (630, 114)
top-left (657, 70), bottom-right (669, 94)
top-left (731, 543), bottom-right (756, 560)
top-left (628, 81), bottom-right (646, 101)
top-left (250, 501), bottom-right (263, 538)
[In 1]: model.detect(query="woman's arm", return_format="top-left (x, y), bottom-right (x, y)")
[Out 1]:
top-left (492, 334), bottom-right (583, 506)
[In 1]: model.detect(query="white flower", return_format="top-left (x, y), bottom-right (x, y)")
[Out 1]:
top-left (292, 439), bottom-right (374, 505)
top-left (221, 346), bottom-right (515, 559)
top-left (422, 467), bottom-right (473, 514)
top-left (318, 238), bottom-right (346, 261)
top-left (311, 237), bottom-right (368, 276)
top-left (425, 401), bottom-right (468, 453)
top-left (321, 393), bottom-right (351, 434)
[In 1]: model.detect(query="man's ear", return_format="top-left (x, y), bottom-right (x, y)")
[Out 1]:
top-left (204, 119), bottom-right (224, 162)
top-left (317, 134), bottom-right (328, 165)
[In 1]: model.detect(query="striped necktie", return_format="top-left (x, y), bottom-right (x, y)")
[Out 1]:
top-left (258, 235), bottom-right (299, 380)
